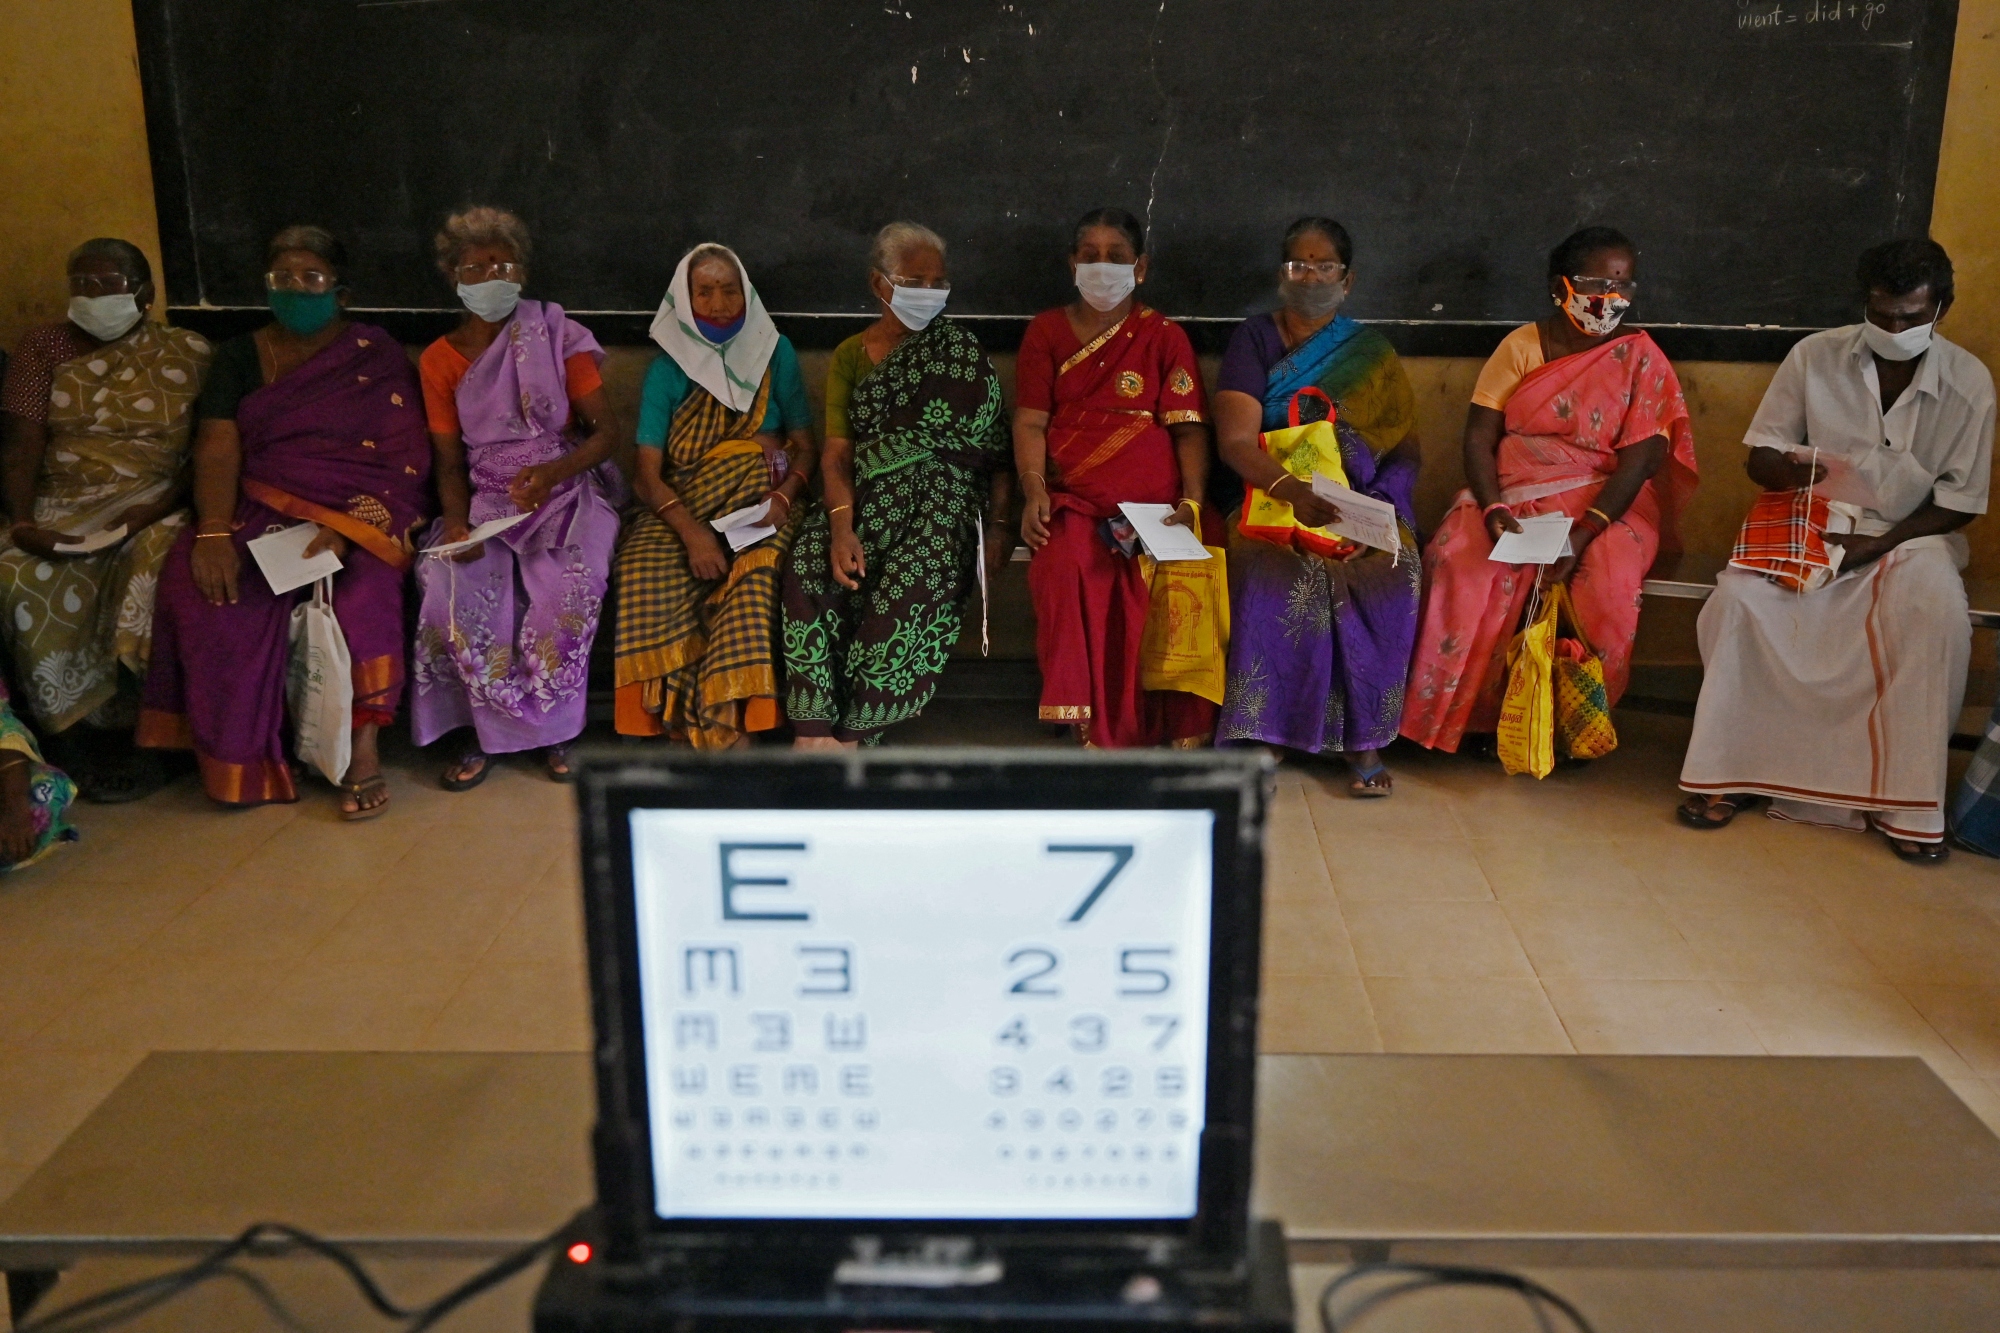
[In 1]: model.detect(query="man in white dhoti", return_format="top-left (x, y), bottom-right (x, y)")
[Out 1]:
top-left (1679, 239), bottom-right (1995, 863)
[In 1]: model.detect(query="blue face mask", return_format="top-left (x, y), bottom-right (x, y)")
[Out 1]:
top-left (268, 289), bottom-right (341, 337)
top-left (694, 312), bottom-right (746, 344)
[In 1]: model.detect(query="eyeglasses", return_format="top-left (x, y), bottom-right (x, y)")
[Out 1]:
top-left (69, 273), bottom-right (137, 297)
top-left (882, 272), bottom-right (951, 291)
top-left (1568, 276), bottom-right (1637, 297)
top-left (455, 261), bottom-right (525, 284)
top-left (1281, 261), bottom-right (1346, 281)
top-left (266, 269), bottom-right (339, 294)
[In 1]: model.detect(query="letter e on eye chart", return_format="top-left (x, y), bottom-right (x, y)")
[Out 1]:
top-left (627, 808), bottom-right (1215, 1221)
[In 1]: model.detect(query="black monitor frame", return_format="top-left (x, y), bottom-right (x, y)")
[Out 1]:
top-left (574, 747), bottom-right (1271, 1271)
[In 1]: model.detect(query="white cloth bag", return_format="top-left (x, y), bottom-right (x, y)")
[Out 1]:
top-left (286, 576), bottom-right (352, 784)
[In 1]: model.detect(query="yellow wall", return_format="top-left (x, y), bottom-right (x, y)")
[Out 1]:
top-left (2, 0), bottom-right (1994, 662)
top-left (0, 0), bottom-right (165, 350)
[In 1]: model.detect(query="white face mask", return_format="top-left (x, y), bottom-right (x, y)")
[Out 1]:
top-left (1280, 278), bottom-right (1347, 321)
top-left (886, 282), bottom-right (950, 331)
top-left (457, 280), bottom-right (522, 323)
top-left (1860, 310), bottom-right (1937, 362)
top-left (1074, 262), bottom-right (1137, 313)
top-left (68, 294), bottom-right (143, 342)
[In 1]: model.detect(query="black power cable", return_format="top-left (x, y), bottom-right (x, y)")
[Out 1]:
top-left (16, 1221), bottom-right (565, 1333)
top-left (1319, 1261), bottom-right (1597, 1333)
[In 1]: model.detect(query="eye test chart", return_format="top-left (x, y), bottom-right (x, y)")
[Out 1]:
top-left (629, 808), bottom-right (1215, 1220)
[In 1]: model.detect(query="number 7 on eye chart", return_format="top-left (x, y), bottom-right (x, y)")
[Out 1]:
top-left (1050, 844), bottom-right (1135, 923)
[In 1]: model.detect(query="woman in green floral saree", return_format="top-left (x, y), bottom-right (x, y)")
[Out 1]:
top-left (780, 222), bottom-right (1010, 746)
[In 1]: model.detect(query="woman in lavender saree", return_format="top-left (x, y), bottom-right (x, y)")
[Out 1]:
top-left (410, 209), bottom-right (620, 787)
top-left (139, 227), bottom-right (432, 816)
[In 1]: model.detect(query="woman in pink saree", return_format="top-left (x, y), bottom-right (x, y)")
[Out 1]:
top-left (1401, 227), bottom-right (1696, 753)
top-left (140, 228), bottom-right (431, 814)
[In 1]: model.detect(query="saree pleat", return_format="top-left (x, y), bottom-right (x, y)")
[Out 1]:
top-left (612, 372), bottom-right (788, 749)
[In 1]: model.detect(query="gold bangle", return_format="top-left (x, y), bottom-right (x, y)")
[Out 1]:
top-left (653, 498), bottom-right (683, 520)
top-left (1586, 507), bottom-right (1612, 526)
top-left (195, 532), bottom-right (233, 541)
top-left (829, 504), bottom-right (853, 517)
top-left (1019, 470), bottom-right (1045, 484)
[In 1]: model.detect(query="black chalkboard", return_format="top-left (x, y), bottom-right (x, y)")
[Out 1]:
top-left (134, 0), bottom-right (1958, 352)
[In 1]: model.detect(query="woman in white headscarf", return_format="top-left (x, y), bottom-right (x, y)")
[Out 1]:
top-left (611, 243), bottom-right (818, 748)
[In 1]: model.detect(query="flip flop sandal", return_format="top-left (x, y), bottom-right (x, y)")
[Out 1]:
top-left (545, 745), bottom-right (575, 784)
top-left (1887, 834), bottom-right (1950, 865)
top-left (441, 749), bottom-right (490, 792)
top-left (78, 753), bottom-right (169, 805)
top-left (339, 773), bottom-right (390, 822)
top-left (1349, 765), bottom-right (1393, 799)
top-left (1676, 793), bottom-right (1765, 830)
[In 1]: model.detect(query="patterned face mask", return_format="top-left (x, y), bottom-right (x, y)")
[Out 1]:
top-left (1555, 278), bottom-right (1631, 337)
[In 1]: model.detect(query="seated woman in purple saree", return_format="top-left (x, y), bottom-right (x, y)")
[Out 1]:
top-left (1213, 218), bottom-right (1421, 796)
top-left (410, 208), bottom-right (620, 787)
top-left (139, 227), bottom-right (431, 816)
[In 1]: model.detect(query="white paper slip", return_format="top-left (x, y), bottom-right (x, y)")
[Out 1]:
top-left (247, 523), bottom-right (343, 594)
top-left (1789, 448), bottom-right (1882, 511)
top-left (51, 524), bottom-right (128, 555)
top-left (423, 510), bottom-right (533, 557)
top-left (1307, 475), bottom-right (1401, 557)
top-left (1488, 514), bottom-right (1574, 565)
top-left (711, 500), bottom-right (777, 552)
top-left (1117, 502), bottom-right (1211, 561)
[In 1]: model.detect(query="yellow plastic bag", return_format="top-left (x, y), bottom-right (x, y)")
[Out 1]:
top-left (1495, 582), bottom-right (1557, 779)
top-left (1548, 584), bottom-right (1618, 761)
top-left (1238, 388), bottom-right (1358, 559)
top-left (1140, 528), bottom-right (1230, 706)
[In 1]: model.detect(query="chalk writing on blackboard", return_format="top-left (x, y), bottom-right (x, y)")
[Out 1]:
top-left (1736, 0), bottom-right (1888, 30)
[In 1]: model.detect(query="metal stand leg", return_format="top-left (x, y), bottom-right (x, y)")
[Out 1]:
top-left (8, 1269), bottom-right (60, 1324)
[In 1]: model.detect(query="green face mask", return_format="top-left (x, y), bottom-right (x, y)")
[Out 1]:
top-left (268, 289), bottom-right (340, 337)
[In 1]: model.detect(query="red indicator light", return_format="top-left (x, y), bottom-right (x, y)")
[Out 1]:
top-left (567, 1242), bottom-right (593, 1264)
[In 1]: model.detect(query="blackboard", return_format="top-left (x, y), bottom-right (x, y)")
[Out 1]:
top-left (134, 0), bottom-right (1959, 354)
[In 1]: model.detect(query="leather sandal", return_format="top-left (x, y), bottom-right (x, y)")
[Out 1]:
top-left (339, 773), bottom-right (390, 821)
top-left (1676, 793), bottom-right (1765, 830)
top-left (1886, 833), bottom-right (1950, 865)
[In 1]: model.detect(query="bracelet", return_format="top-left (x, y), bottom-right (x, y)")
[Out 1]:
top-left (1585, 507), bottom-right (1612, 528)
top-left (828, 504), bottom-right (853, 517)
top-left (1019, 470), bottom-right (1045, 485)
top-left (195, 531), bottom-right (233, 541)
top-left (652, 497), bottom-right (683, 519)
top-left (1481, 501), bottom-right (1512, 518)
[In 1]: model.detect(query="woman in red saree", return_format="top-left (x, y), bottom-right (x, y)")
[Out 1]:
top-left (1401, 227), bottom-right (1696, 753)
top-left (140, 228), bottom-right (431, 813)
top-left (1016, 208), bottom-right (1217, 748)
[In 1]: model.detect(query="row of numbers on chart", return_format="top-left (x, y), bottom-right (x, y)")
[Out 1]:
top-left (671, 1106), bottom-right (878, 1132)
top-left (1024, 1173), bottom-right (1155, 1191)
top-left (990, 1066), bottom-right (1187, 1097)
top-left (996, 1014), bottom-right (1183, 1051)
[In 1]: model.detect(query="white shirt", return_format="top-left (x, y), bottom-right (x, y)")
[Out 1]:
top-left (1743, 323), bottom-right (1996, 528)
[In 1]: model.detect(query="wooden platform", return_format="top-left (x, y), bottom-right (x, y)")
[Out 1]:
top-left (5, 1052), bottom-right (2000, 1276)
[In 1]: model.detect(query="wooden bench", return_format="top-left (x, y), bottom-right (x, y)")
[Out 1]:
top-left (1642, 551), bottom-right (2000, 629)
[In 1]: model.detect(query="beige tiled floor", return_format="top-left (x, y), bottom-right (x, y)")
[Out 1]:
top-left (3, 706), bottom-right (2000, 1207)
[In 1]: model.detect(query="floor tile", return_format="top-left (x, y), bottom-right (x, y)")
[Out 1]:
top-left (1257, 974), bottom-right (1382, 1053)
top-left (1666, 903), bottom-right (1879, 983)
top-left (1814, 902), bottom-right (2000, 987)
top-left (1363, 977), bottom-right (1573, 1053)
top-left (1260, 900), bottom-right (1360, 978)
top-left (1342, 902), bottom-right (1537, 979)
top-left (1714, 980), bottom-right (1972, 1080)
top-left (1315, 835), bottom-right (1494, 904)
top-left (417, 960), bottom-right (592, 1052)
top-left (215, 955), bottom-right (478, 1050)
top-left (1943, 1077), bottom-right (2000, 1138)
top-left (1540, 979), bottom-right (1765, 1054)
top-left (1469, 837), bottom-right (1651, 904)
top-left (1899, 986), bottom-right (2000, 1077)
top-left (1503, 901), bottom-right (1706, 980)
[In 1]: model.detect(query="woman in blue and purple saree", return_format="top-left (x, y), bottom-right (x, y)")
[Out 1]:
top-left (1211, 218), bottom-right (1421, 795)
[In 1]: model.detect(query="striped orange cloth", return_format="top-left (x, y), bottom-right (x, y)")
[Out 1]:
top-left (1727, 487), bottom-right (1839, 592)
